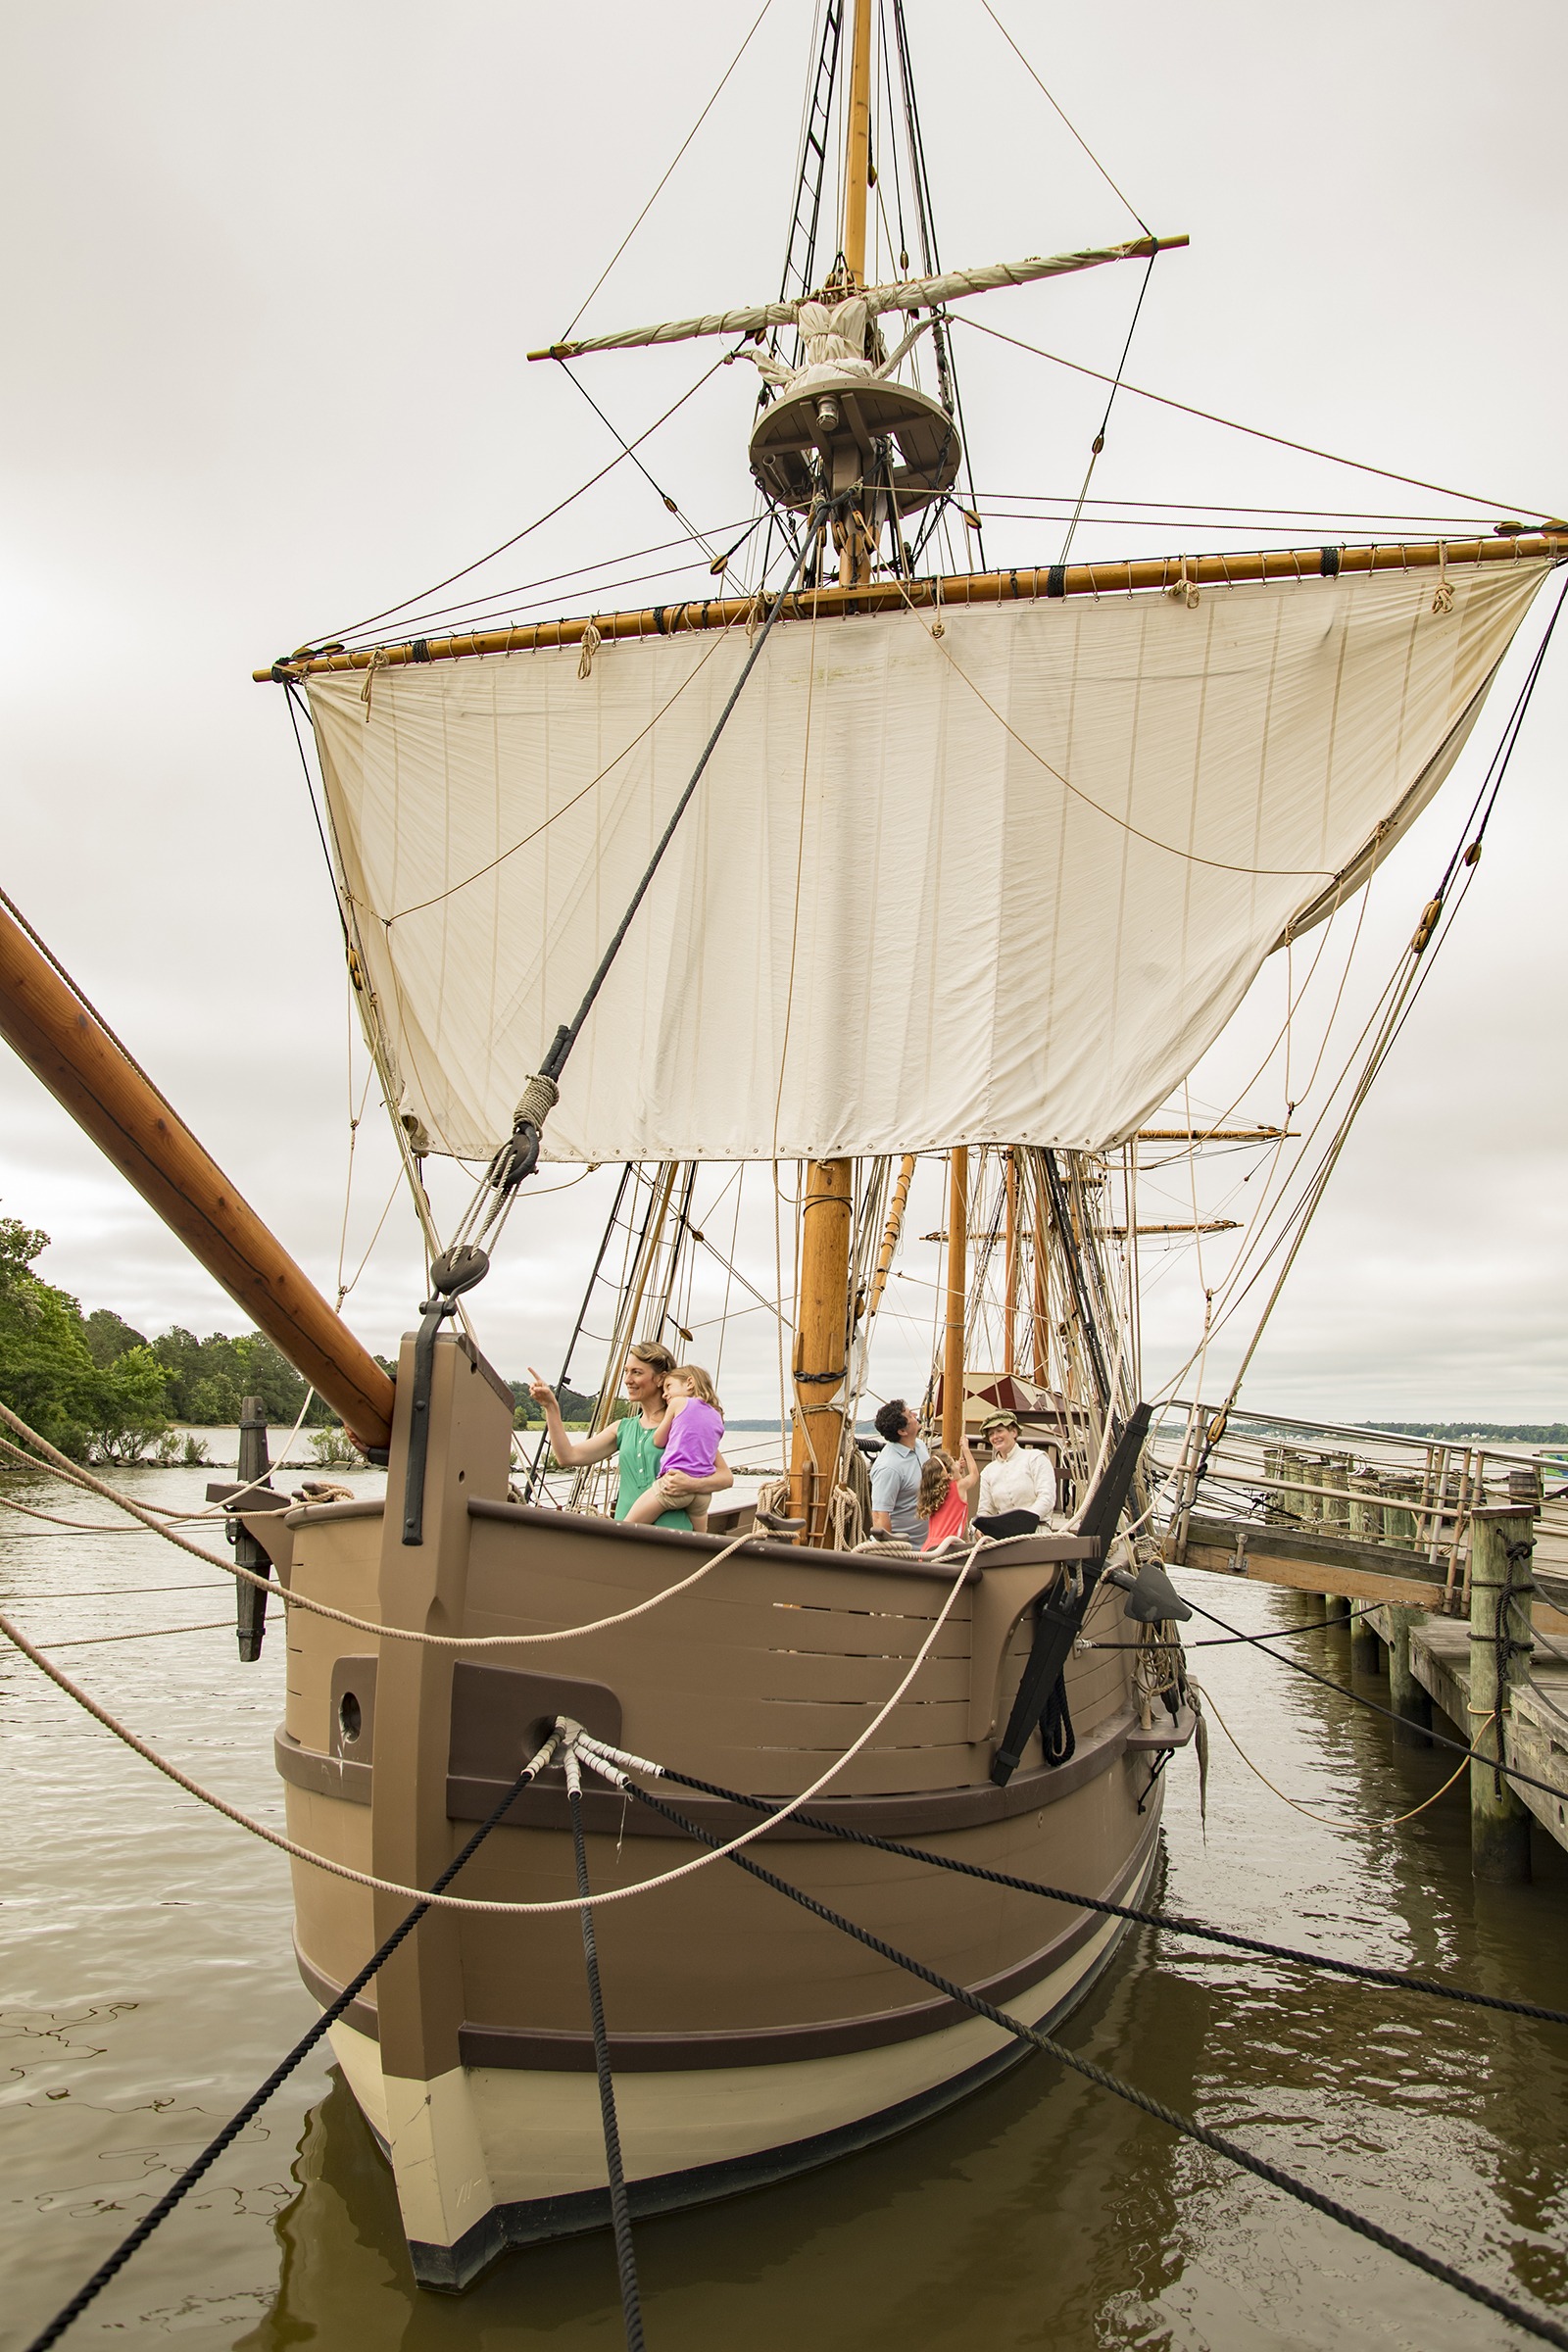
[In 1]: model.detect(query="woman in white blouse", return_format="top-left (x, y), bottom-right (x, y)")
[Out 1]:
top-left (974, 1410), bottom-right (1057, 1538)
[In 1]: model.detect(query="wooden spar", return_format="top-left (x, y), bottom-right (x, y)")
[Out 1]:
top-left (1137, 1125), bottom-right (1293, 1142)
top-left (942, 1147), bottom-right (967, 1452)
top-left (1031, 1163), bottom-right (1050, 1389)
top-left (1003, 1149), bottom-right (1017, 1378)
top-left (842, 0), bottom-right (873, 284)
top-left (788, 1156), bottom-right (855, 1545)
top-left (0, 898), bottom-right (396, 1452)
top-left (867, 1152), bottom-right (916, 1320)
top-left (256, 533), bottom-right (1567, 680)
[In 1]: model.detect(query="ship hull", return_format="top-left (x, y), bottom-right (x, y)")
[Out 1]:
top-left (254, 1334), bottom-right (1187, 2290)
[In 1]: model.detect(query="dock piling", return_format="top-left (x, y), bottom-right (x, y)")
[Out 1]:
top-left (1386, 1606), bottom-right (1432, 1742)
top-left (1468, 1508), bottom-right (1535, 1882)
top-left (234, 1395), bottom-right (271, 1663)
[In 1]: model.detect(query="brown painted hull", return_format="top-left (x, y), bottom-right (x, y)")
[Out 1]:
top-left (257, 1334), bottom-right (1182, 2287)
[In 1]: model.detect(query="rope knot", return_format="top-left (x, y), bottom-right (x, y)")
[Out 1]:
top-left (514, 1071), bottom-right (561, 1132)
top-left (1431, 542), bottom-right (1454, 615)
top-left (360, 645), bottom-right (392, 719)
top-left (577, 619), bottom-right (603, 680)
top-left (1167, 558), bottom-right (1200, 610)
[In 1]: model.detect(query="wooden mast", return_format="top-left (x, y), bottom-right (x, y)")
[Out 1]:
top-left (941, 1146), bottom-right (967, 1452)
top-left (787, 0), bottom-right (872, 1543)
top-left (788, 1158), bottom-right (855, 1544)
top-left (1003, 1148), bottom-right (1017, 1379)
top-left (842, 0), bottom-right (873, 288)
top-left (0, 898), bottom-right (396, 1451)
top-left (836, 0), bottom-right (875, 590)
top-left (1031, 1155), bottom-right (1051, 1389)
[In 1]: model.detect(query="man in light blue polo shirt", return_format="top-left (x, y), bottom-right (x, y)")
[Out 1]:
top-left (869, 1397), bottom-right (929, 1545)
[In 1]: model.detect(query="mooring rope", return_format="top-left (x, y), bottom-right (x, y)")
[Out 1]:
top-left (619, 1753), bottom-right (1568, 2029)
top-left (0, 1397), bottom-right (766, 1651)
top-left (576, 1740), bottom-right (1568, 2352)
top-left (0, 1544), bottom-right (976, 1918)
top-left (24, 1731), bottom-right (561, 2352)
top-left (1178, 1592), bottom-right (1568, 1807)
top-left (564, 1743), bottom-right (647, 2352)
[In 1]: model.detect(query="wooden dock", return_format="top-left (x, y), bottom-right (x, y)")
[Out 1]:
top-left (1363, 1591), bottom-right (1568, 1854)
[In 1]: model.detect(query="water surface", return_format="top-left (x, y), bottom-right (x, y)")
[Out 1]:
top-left (4, 1461), bottom-right (1566, 2349)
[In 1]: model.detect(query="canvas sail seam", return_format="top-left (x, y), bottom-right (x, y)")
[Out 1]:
top-left (308, 562), bottom-right (1546, 1165)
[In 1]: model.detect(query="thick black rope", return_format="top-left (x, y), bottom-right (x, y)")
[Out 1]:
top-left (1179, 1591), bottom-right (1568, 1806)
top-left (25, 1741), bottom-right (557, 2352)
top-left (621, 1779), bottom-right (1568, 2350)
top-left (539, 502), bottom-right (827, 1087)
top-left (647, 1762), bottom-right (1568, 2029)
top-left (566, 1776), bottom-right (646, 2352)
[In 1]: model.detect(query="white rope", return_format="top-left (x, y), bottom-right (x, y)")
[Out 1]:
top-left (0, 1543), bottom-right (977, 1916)
top-left (0, 1398), bottom-right (758, 1650)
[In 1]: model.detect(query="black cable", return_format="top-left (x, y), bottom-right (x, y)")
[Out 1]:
top-left (1178, 1591), bottom-right (1568, 1808)
top-left (645, 1762), bottom-right (1568, 2030)
top-left (26, 1741), bottom-right (557, 2352)
top-left (621, 1779), bottom-right (1568, 2350)
top-left (567, 1777), bottom-right (646, 2352)
top-left (559, 362), bottom-right (718, 556)
top-left (539, 505), bottom-right (825, 1087)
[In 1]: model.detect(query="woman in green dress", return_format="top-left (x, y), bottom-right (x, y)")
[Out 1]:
top-left (528, 1339), bottom-right (733, 1531)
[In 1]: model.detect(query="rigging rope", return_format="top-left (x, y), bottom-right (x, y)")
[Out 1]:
top-left (975, 0), bottom-right (1152, 236)
top-left (560, 0), bottom-right (776, 343)
top-left (955, 313), bottom-right (1553, 519)
top-left (22, 1732), bottom-right (560, 2352)
top-left (305, 352), bottom-right (734, 648)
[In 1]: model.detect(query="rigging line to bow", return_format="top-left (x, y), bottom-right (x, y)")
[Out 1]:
top-left (955, 314), bottom-right (1555, 521)
top-left (381, 620), bottom-right (737, 925)
top-left (976, 0), bottom-right (1152, 236)
top-left (560, 0), bottom-right (778, 343)
top-left (535, 502), bottom-right (828, 1093)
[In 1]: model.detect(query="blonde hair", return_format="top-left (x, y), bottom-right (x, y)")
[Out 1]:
top-left (667, 1363), bottom-right (722, 1412)
top-left (918, 1450), bottom-right (955, 1518)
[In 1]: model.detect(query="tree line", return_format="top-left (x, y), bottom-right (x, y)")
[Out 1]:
top-left (0, 1212), bottom-right (349, 1462)
top-left (0, 1209), bottom-right (620, 1465)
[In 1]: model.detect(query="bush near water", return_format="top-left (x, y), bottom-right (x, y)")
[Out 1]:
top-left (0, 1211), bottom-right (357, 1464)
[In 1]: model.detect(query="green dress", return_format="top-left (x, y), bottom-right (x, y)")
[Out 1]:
top-left (614, 1412), bottom-right (693, 1533)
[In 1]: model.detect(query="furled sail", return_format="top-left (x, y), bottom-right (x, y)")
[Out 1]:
top-left (308, 559), bottom-right (1550, 1164)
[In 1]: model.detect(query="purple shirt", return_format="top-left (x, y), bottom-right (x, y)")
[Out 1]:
top-left (659, 1396), bottom-right (723, 1480)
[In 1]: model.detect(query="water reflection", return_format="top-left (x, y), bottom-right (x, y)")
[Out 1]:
top-left (6, 1474), bottom-right (1567, 2351)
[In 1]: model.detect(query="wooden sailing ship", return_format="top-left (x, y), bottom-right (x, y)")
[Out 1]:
top-left (1, 0), bottom-right (1563, 2300)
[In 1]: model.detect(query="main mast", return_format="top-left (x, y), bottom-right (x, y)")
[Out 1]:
top-left (786, 0), bottom-right (873, 1544)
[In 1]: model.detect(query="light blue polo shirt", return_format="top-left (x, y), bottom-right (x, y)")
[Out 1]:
top-left (869, 1438), bottom-right (929, 1544)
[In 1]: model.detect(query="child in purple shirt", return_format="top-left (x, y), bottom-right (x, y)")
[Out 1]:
top-left (622, 1365), bottom-right (725, 1532)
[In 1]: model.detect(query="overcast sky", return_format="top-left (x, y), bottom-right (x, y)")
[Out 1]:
top-left (2, 0), bottom-right (1564, 1424)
